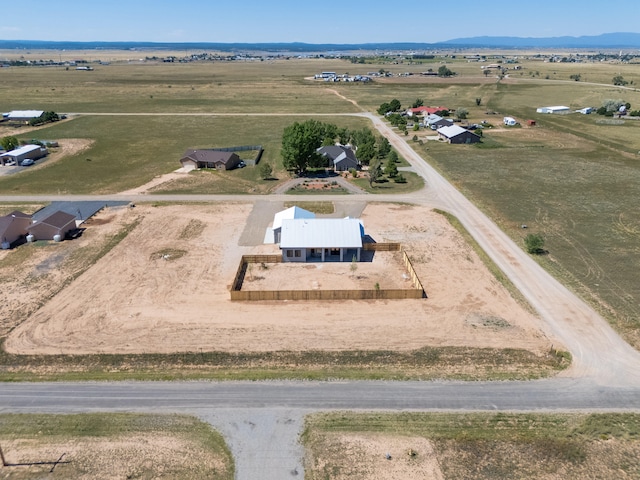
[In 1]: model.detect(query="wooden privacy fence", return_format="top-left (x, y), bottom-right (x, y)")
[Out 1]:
top-left (230, 248), bottom-right (427, 301)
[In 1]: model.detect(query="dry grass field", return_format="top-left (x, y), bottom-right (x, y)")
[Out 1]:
top-left (3, 203), bottom-right (553, 360)
top-left (0, 413), bottom-right (233, 479)
top-left (304, 412), bottom-right (640, 480)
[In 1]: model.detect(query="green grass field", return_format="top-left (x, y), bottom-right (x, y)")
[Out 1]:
top-left (304, 412), bottom-right (640, 479)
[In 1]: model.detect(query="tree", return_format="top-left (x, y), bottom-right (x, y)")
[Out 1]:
top-left (377, 102), bottom-right (392, 115)
top-left (475, 97), bottom-right (482, 106)
top-left (351, 128), bottom-right (377, 165)
top-left (384, 156), bottom-right (398, 178)
top-left (0, 136), bottom-right (19, 151)
top-left (456, 107), bottom-right (469, 120)
top-left (438, 65), bottom-right (454, 77)
top-left (280, 120), bottom-right (325, 175)
top-left (570, 74), bottom-right (581, 81)
top-left (613, 75), bottom-right (628, 86)
top-left (368, 158), bottom-right (383, 187)
top-left (377, 137), bottom-right (391, 158)
top-left (258, 162), bottom-right (273, 180)
top-left (524, 233), bottom-right (545, 254)
top-left (387, 150), bottom-right (399, 164)
top-left (337, 127), bottom-right (351, 145)
top-left (389, 98), bottom-right (402, 112)
top-left (602, 98), bottom-right (625, 113)
top-left (350, 255), bottom-right (358, 277)
top-left (411, 98), bottom-right (424, 108)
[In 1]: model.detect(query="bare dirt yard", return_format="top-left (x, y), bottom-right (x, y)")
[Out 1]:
top-left (4, 203), bottom-right (556, 355)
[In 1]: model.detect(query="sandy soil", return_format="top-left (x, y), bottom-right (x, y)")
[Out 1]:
top-left (1, 434), bottom-right (228, 479)
top-left (5, 203), bottom-right (553, 355)
top-left (306, 433), bottom-right (444, 480)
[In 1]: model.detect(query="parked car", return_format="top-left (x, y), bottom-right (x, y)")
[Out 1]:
top-left (20, 159), bottom-right (34, 166)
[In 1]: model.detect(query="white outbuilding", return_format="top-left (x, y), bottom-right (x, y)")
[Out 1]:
top-left (536, 106), bottom-right (570, 114)
top-left (503, 116), bottom-right (517, 126)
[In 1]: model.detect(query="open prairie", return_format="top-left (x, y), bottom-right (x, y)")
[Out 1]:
top-left (1, 52), bottom-right (639, 356)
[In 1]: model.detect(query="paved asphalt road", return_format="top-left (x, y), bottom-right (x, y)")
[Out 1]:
top-left (3, 106), bottom-right (640, 478)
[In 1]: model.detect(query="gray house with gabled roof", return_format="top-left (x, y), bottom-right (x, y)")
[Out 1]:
top-left (317, 145), bottom-right (359, 172)
top-left (179, 149), bottom-right (241, 171)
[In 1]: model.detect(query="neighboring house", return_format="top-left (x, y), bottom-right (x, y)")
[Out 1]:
top-left (536, 106), bottom-right (570, 114)
top-left (426, 114), bottom-right (454, 129)
top-left (7, 110), bottom-right (44, 123)
top-left (27, 211), bottom-right (77, 241)
top-left (317, 145), bottom-right (359, 172)
top-left (503, 116), bottom-right (517, 126)
top-left (270, 206), bottom-right (315, 244)
top-left (438, 125), bottom-right (482, 144)
top-left (407, 106), bottom-right (448, 117)
top-left (280, 218), bottom-right (364, 263)
top-left (0, 144), bottom-right (48, 166)
top-left (179, 149), bottom-right (241, 170)
top-left (0, 211), bottom-right (31, 248)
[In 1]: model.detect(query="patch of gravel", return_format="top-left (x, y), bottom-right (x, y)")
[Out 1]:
top-left (196, 408), bottom-right (311, 480)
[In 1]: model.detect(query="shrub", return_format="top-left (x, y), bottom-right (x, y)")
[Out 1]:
top-left (394, 174), bottom-right (407, 183)
top-left (524, 233), bottom-right (545, 254)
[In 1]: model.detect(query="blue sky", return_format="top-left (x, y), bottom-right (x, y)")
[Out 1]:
top-left (1, 0), bottom-right (637, 44)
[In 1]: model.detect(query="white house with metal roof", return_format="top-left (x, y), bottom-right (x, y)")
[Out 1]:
top-left (267, 206), bottom-right (316, 244)
top-left (280, 218), bottom-right (364, 262)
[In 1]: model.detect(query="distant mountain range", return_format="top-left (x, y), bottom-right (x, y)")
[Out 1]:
top-left (0, 33), bottom-right (639, 52)
top-left (441, 32), bottom-right (640, 48)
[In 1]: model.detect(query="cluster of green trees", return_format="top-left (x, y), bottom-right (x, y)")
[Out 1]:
top-left (368, 142), bottom-right (406, 187)
top-left (596, 99), bottom-right (632, 116)
top-left (28, 111), bottom-right (60, 126)
top-left (280, 120), bottom-right (381, 175)
top-left (612, 75), bottom-right (629, 86)
top-left (377, 99), bottom-right (402, 115)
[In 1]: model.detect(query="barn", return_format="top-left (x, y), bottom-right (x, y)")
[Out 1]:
top-left (438, 125), bottom-right (481, 144)
top-left (6, 110), bottom-right (44, 123)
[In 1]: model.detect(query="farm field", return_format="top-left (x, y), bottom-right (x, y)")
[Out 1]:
top-left (0, 413), bottom-right (233, 479)
top-left (304, 411), bottom-right (640, 480)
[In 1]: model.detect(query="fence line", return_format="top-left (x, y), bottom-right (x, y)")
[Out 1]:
top-left (230, 248), bottom-right (426, 301)
top-left (210, 145), bottom-right (264, 166)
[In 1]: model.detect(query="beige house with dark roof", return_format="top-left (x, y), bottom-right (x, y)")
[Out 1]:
top-left (0, 211), bottom-right (31, 248)
top-left (27, 211), bottom-right (77, 241)
top-left (179, 149), bottom-right (241, 171)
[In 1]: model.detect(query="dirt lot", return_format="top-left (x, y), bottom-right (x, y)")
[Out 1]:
top-left (4, 203), bottom-right (555, 355)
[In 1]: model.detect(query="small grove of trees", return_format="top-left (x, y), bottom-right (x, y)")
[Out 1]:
top-left (377, 98), bottom-right (402, 115)
top-left (0, 135), bottom-right (19, 151)
top-left (28, 111), bottom-right (59, 126)
top-left (411, 98), bottom-right (424, 108)
top-left (524, 233), bottom-right (546, 254)
top-left (281, 119), bottom-right (333, 175)
top-left (437, 65), bottom-right (455, 77)
top-left (596, 99), bottom-right (630, 116)
top-left (612, 75), bottom-right (628, 86)
top-left (456, 107), bottom-right (469, 120)
top-left (569, 74), bottom-right (581, 81)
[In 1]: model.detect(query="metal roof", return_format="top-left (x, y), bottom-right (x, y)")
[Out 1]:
top-left (32, 201), bottom-right (130, 223)
top-left (437, 125), bottom-right (468, 138)
top-left (272, 206), bottom-right (315, 230)
top-left (280, 218), bottom-right (363, 249)
top-left (1, 144), bottom-right (42, 157)
top-left (8, 110), bottom-right (43, 119)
